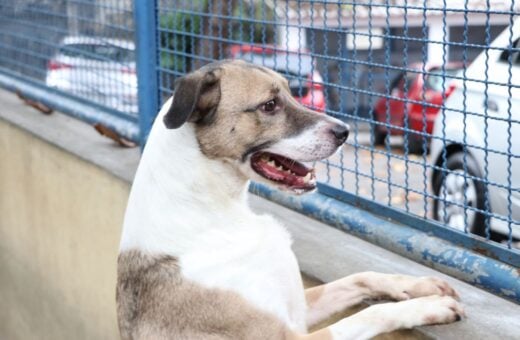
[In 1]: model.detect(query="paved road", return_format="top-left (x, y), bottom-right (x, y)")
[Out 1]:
top-left (315, 130), bottom-right (434, 219)
top-left (315, 129), bottom-right (520, 247)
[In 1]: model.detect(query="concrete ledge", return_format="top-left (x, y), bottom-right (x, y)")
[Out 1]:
top-left (250, 195), bottom-right (520, 339)
top-left (1, 87), bottom-right (518, 339)
top-left (0, 86), bottom-right (140, 183)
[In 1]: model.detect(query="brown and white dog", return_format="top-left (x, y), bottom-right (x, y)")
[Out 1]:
top-left (117, 60), bottom-right (464, 339)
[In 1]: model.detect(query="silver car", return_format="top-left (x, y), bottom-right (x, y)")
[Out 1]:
top-left (430, 20), bottom-right (520, 239)
top-left (46, 36), bottom-right (138, 114)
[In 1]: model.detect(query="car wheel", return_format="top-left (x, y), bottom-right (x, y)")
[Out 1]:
top-left (374, 128), bottom-right (387, 146)
top-left (432, 152), bottom-right (487, 236)
top-left (406, 135), bottom-right (428, 155)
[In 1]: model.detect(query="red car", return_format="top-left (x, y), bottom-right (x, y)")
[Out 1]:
top-left (229, 44), bottom-right (326, 112)
top-left (374, 63), bottom-right (462, 153)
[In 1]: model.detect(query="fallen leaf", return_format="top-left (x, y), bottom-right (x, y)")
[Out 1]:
top-left (16, 90), bottom-right (53, 115)
top-left (94, 123), bottom-right (138, 148)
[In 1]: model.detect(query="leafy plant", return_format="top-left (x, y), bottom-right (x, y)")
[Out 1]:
top-left (159, 0), bottom-right (276, 75)
top-left (159, 8), bottom-right (203, 73)
top-left (232, 2), bottom-right (275, 44)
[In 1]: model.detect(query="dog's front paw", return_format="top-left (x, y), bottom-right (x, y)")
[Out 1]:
top-left (397, 295), bottom-right (465, 328)
top-left (381, 275), bottom-right (459, 301)
top-left (396, 276), bottom-right (459, 300)
top-left (364, 295), bottom-right (465, 332)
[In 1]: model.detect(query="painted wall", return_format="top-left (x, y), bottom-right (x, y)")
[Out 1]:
top-left (0, 119), bottom-right (129, 340)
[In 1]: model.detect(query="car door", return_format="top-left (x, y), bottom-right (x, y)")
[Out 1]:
top-left (374, 72), bottom-right (409, 132)
top-left (483, 38), bottom-right (520, 230)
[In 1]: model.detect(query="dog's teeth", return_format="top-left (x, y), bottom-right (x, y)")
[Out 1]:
top-left (303, 173), bottom-right (312, 182)
top-left (267, 160), bottom-right (276, 166)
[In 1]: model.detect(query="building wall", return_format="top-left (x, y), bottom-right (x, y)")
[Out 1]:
top-left (0, 119), bottom-right (129, 340)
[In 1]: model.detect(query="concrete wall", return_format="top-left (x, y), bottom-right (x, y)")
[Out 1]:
top-left (0, 119), bottom-right (129, 340)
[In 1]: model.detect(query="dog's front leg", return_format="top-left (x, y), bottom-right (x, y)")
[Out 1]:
top-left (305, 271), bottom-right (459, 328)
top-left (293, 294), bottom-right (464, 340)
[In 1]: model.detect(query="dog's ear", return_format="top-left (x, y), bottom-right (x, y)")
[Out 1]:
top-left (163, 68), bottom-right (222, 129)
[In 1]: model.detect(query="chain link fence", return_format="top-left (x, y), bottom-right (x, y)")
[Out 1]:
top-left (0, 0), bottom-right (518, 300)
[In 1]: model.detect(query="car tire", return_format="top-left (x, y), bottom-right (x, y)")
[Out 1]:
top-left (374, 129), bottom-right (387, 146)
top-left (432, 152), bottom-right (487, 236)
top-left (406, 135), bottom-right (428, 155)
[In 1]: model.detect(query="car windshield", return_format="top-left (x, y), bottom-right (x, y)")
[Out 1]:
top-left (426, 66), bottom-right (462, 91)
top-left (389, 71), bottom-right (416, 91)
top-left (236, 52), bottom-right (313, 76)
top-left (59, 43), bottom-right (135, 63)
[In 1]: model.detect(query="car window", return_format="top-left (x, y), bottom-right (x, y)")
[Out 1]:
top-left (499, 38), bottom-right (519, 65)
top-left (388, 73), bottom-right (404, 90)
top-left (404, 72), bottom-right (416, 89)
top-left (389, 72), bottom-right (414, 92)
top-left (425, 66), bottom-right (461, 92)
top-left (390, 72), bottom-right (417, 91)
top-left (59, 43), bottom-right (135, 63)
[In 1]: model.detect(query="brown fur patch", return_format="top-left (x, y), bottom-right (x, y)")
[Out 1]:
top-left (191, 61), bottom-right (323, 161)
top-left (116, 250), bottom-right (290, 340)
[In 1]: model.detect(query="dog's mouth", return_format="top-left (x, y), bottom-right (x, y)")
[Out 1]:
top-left (250, 152), bottom-right (316, 192)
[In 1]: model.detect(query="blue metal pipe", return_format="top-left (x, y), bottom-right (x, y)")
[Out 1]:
top-left (134, 0), bottom-right (160, 146)
top-left (0, 72), bottom-right (139, 141)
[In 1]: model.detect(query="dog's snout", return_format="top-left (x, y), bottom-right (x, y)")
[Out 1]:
top-left (331, 124), bottom-right (349, 144)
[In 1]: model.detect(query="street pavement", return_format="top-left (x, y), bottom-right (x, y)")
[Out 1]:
top-left (315, 130), bottom-right (434, 220)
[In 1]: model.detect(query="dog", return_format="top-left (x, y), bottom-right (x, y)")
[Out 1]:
top-left (117, 60), bottom-right (464, 339)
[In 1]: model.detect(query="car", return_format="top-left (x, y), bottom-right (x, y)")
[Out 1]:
top-left (46, 36), bottom-right (138, 114)
top-left (430, 20), bottom-right (520, 239)
top-left (229, 44), bottom-right (326, 112)
top-left (374, 62), bottom-right (462, 154)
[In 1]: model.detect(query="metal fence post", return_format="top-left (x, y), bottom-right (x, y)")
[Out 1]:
top-left (134, 0), bottom-right (160, 146)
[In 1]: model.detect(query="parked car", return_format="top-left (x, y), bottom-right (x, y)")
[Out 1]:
top-left (46, 36), bottom-right (138, 114)
top-left (229, 44), bottom-right (326, 112)
top-left (430, 20), bottom-right (520, 239)
top-left (374, 62), bottom-right (462, 154)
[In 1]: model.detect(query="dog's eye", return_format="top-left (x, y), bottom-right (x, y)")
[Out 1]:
top-left (261, 99), bottom-right (277, 114)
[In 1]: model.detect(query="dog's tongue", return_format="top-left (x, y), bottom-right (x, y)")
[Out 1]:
top-left (250, 152), bottom-right (316, 191)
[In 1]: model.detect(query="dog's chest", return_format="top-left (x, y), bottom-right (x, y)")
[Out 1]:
top-left (179, 220), bottom-right (307, 332)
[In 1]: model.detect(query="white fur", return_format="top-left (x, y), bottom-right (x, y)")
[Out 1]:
top-left (121, 81), bottom-right (463, 340)
top-left (267, 117), bottom-right (348, 162)
top-left (120, 98), bottom-right (307, 331)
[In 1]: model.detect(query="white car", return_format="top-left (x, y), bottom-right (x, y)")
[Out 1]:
top-left (430, 20), bottom-right (520, 239)
top-left (46, 36), bottom-right (138, 114)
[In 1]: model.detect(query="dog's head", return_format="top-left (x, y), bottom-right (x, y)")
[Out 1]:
top-left (163, 60), bottom-right (349, 194)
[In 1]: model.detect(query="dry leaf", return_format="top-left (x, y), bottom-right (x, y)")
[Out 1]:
top-left (16, 90), bottom-right (53, 115)
top-left (94, 123), bottom-right (138, 148)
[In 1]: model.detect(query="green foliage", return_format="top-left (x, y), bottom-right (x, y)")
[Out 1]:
top-left (159, 1), bottom-right (276, 73)
top-left (232, 2), bottom-right (276, 44)
top-left (159, 10), bottom-right (202, 73)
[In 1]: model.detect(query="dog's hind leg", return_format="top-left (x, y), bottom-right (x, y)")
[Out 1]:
top-left (304, 271), bottom-right (460, 329)
top-left (288, 294), bottom-right (464, 340)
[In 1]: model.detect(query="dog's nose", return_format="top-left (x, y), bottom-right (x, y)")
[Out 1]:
top-left (331, 124), bottom-right (349, 144)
